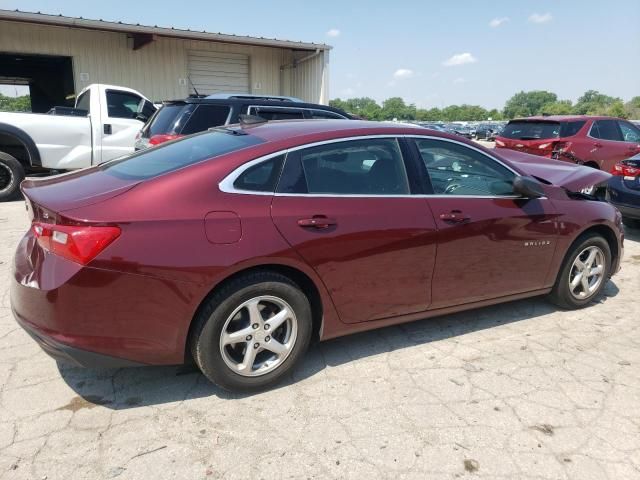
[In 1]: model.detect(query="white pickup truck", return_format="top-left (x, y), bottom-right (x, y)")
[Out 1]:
top-left (0, 84), bottom-right (156, 201)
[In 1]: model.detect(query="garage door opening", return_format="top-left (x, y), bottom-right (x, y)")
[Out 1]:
top-left (0, 53), bottom-right (74, 113)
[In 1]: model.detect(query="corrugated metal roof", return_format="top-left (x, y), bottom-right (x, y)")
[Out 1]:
top-left (0, 9), bottom-right (332, 51)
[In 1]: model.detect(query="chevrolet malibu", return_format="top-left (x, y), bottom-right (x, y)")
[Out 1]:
top-left (11, 120), bottom-right (623, 392)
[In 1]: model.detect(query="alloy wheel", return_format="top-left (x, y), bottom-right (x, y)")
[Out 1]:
top-left (568, 246), bottom-right (605, 300)
top-left (219, 295), bottom-right (298, 377)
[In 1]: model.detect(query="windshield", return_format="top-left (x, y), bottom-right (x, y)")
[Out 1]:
top-left (101, 130), bottom-right (265, 180)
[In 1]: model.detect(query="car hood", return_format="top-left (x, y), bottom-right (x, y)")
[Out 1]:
top-left (497, 149), bottom-right (611, 191)
top-left (21, 167), bottom-right (140, 214)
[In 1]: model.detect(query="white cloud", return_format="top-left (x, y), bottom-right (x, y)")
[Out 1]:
top-left (393, 68), bottom-right (414, 79)
top-left (326, 28), bottom-right (340, 37)
top-left (489, 17), bottom-right (509, 27)
top-left (340, 87), bottom-right (355, 96)
top-left (528, 12), bottom-right (552, 24)
top-left (442, 53), bottom-right (477, 67)
top-left (453, 77), bottom-right (466, 84)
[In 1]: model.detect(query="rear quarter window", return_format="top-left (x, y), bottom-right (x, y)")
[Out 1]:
top-left (101, 130), bottom-right (264, 180)
top-left (559, 121), bottom-right (586, 137)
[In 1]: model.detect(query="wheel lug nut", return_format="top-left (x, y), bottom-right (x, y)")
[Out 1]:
top-left (254, 343), bottom-right (259, 349)
top-left (264, 324), bottom-right (270, 330)
top-left (265, 336), bottom-right (271, 342)
top-left (252, 323), bottom-right (259, 329)
top-left (246, 335), bottom-right (252, 341)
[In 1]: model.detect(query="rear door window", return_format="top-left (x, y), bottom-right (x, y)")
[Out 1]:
top-left (143, 104), bottom-right (187, 136)
top-left (279, 138), bottom-right (410, 195)
top-left (500, 121), bottom-right (561, 140)
top-left (248, 106), bottom-right (305, 120)
top-left (180, 104), bottom-right (231, 134)
top-left (590, 120), bottom-right (623, 141)
top-left (310, 109), bottom-right (348, 119)
top-left (101, 130), bottom-right (264, 180)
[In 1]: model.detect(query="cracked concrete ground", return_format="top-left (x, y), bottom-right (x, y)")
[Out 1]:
top-left (1, 199), bottom-right (639, 480)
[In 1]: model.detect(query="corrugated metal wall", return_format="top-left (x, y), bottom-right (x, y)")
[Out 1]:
top-left (290, 50), bottom-right (330, 105)
top-left (0, 20), bottom-right (328, 103)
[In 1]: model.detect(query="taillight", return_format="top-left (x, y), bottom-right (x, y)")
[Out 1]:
top-left (148, 134), bottom-right (182, 146)
top-left (611, 161), bottom-right (640, 177)
top-left (32, 222), bottom-right (121, 265)
top-left (495, 139), bottom-right (505, 147)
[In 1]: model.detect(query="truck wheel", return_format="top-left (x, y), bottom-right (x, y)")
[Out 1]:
top-left (0, 151), bottom-right (25, 202)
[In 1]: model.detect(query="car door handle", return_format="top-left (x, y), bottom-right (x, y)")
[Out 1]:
top-left (297, 216), bottom-right (337, 229)
top-left (593, 142), bottom-right (602, 148)
top-left (103, 124), bottom-right (112, 135)
top-left (439, 211), bottom-right (470, 223)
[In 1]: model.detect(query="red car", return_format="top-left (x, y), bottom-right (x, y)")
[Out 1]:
top-left (496, 116), bottom-right (640, 173)
top-left (11, 120), bottom-right (622, 391)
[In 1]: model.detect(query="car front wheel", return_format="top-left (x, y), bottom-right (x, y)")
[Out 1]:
top-left (190, 272), bottom-right (312, 392)
top-left (548, 234), bottom-right (611, 309)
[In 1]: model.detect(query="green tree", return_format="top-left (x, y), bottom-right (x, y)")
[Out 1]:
top-left (0, 94), bottom-right (31, 112)
top-left (487, 109), bottom-right (503, 121)
top-left (573, 90), bottom-right (621, 115)
top-left (541, 100), bottom-right (573, 115)
top-left (607, 100), bottom-right (627, 118)
top-left (623, 96), bottom-right (640, 119)
top-left (503, 90), bottom-right (558, 118)
top-left (381, 97), bottom-right (415, 120)
top-left (329, 97), bottom-right (382, 120)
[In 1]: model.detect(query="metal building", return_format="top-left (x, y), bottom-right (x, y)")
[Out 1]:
top-left (0, 9), bottom-right (331, 112)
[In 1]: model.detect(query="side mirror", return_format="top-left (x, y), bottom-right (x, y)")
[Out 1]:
top-left (513, 175), bottom-right (545, 198)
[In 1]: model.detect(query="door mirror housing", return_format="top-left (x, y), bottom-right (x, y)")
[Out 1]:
top-left (513, 175), bottom-right (545, 198)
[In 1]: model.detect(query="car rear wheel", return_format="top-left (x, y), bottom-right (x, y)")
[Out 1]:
top-left (0, 151), bottom-right (25, 202)
top-left (548, 234), bottom-right (611, 309)
top-left (190, 272), bottom-right (312, 392)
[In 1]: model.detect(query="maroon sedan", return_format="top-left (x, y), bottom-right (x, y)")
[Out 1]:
top-left (11, 120), bottom-right (623, 391)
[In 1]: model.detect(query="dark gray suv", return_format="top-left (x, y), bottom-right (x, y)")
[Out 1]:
top-left (135, 93), bottom-right (352, 149)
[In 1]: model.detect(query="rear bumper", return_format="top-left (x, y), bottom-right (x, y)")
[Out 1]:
top-left (611, 202), bottom-right (640, 220)
top-left (10, 231), bottom-right (197, 367)
top-left (14, 310), bottom-right (145, 368)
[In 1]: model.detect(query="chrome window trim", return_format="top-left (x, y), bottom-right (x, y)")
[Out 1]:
top-left (218, 134), bottom-right (541, 199)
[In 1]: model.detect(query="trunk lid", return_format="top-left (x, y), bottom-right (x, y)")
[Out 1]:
top-left (497, 149), bottom-right (611, 191)
top-left (21, 167), bottom-right (140, 214)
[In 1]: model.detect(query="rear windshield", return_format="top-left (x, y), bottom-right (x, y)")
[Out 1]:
top-left (100, 130), bottom-right (264, 180)
top-left (144, 104), bottom-right (187, 136)
top-left (501, 120), bottom-right (586, 140)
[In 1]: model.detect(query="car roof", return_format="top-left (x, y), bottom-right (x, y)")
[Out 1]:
top-left (511, 115), bottom-right (615, 122)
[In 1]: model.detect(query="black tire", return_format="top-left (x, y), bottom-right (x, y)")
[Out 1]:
top-left (622, 217), bottom-right (640, 229)
top-left (190, 271), bottom-right (312, 392)
top-left (548, 233), bottom-right (611, 309)
top-left (0, 151), bottom-right (25, 202)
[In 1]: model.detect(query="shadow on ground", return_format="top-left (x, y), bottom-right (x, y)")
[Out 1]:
top-left (57, 280), bottom-right (619, 409)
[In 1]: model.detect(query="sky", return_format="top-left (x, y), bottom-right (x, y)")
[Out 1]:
top-left (1, 0), bottom-right (638, 109)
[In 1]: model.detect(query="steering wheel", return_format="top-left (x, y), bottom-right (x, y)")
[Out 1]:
top-left (445, 183), bottom-right (461, 194)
